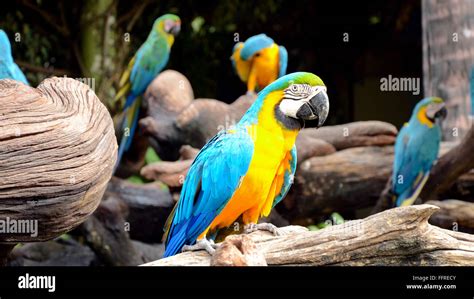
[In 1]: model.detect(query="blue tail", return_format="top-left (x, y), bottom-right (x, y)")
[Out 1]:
top-left (114, 95), bottom-right (141, 172)
top-left (163, 212), bottom-right (216, 258)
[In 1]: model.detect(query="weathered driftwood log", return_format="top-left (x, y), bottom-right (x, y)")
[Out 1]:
top-left (140, 70), bottom-right (256, 160)
top-left (105, 177), bottom-right (174, 242)
top-left (286, 146), bottom-right (394, 220)
top-left (210, 234), bottom-right (267, 266)
top-left (298, 121), bottom-right (398, 150)
top-left (427, 200), bottom-right (474, 234)
top-left (143, 205), bottom-right (474, 266)
top-left (0, 78), bottom-right (117, 264)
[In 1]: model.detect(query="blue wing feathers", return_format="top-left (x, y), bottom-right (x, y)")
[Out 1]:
top-left (0, 30), bottom-right (29, 85)
top-left (392, 122), bottom-right (441, 205)
top-left (163, 129), bottom-right (254, 257)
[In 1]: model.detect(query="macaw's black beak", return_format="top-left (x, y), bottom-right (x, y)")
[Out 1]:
top-left (295, 90), bottom-right (329, 128)
top-left (435, 106), bottom-right (447, 120)
top-left (434, 106), bottom-right (447, 127)
top-left (170, 23), bottom-right (181, 37)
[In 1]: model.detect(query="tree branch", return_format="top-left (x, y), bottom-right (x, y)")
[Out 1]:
top-left (143, 205), bottom-right (474, 266)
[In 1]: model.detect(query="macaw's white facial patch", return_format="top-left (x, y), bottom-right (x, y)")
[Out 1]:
top-left (425, 102), bottom-right (446, 120)
top-left (279, 85), bottom-right (327, 119)
top-left (164, 20), bottom-right (175, 33)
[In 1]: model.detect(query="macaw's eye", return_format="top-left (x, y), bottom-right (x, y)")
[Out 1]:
top-left (291, 85), bottom-right (298, 92)
top-left (255, 52), bottom-right (261, 57)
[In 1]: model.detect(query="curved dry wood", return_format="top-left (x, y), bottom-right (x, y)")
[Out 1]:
top-left (299, 121), bottom-right (398, 150)
top-left (144, 205), bottom-right (474, 266)
top-left (0, 78), bottom-right (117, 243)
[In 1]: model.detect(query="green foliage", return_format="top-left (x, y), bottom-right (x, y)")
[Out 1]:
top-left (144, 147), bottom-right (161, 165)
top-left (127, 175), bottom-right (147, 185)
top-left (308, 212), bottom-right (345, 230)
top-left (58, 234), bottom-right (72, 241)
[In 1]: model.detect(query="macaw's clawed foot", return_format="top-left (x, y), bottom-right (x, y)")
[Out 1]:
top-left (182, 238), bottom-right (218, 255)
top-left (244, 222), bottom-right (282, 236)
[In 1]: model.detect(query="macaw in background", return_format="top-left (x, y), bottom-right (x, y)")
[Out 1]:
top-left (163, 72), bottom-right (329, 257)
top-left (231, 33), bottom-right (287, 93)
top-left (114, 14), bottom-right (181, 171)
top-left (391, 97), bottom-right (447, 207)
top-left (0, 30), bottom-right (29, 85)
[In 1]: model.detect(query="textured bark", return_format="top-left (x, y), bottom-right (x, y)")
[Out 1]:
top-left (143, 205), bottom-right (474, 266)
top-left (210, 234), bottom-right (267, 266)
top-left (422, 0), bottom-right (474, 139)
top-left (0, 78), bottom-right (117, 243)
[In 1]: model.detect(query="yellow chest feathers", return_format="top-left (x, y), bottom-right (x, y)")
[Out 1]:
top-left (206, 91), bottom-right (298, 230)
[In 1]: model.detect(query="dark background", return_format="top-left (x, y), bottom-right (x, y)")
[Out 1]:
top-left (1, 0), bottom-right (422, 127)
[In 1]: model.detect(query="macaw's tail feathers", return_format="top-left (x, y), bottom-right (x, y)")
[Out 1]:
top-left (163, 224), bottom-right (188, 258)
top-left (163, 212), bottom-right (216, 258)
top-left (113, 56), bottom-right (135, 109)
top-left (114, 95), bottom-right (140, 172)
top-left (114, 81), bottom-right (131, 106)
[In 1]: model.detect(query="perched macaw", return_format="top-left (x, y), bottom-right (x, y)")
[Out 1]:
top-left (114, 14), bottom-right (181, 171)
top-left (231, 33), bottom-right (288, 93)
top-left (391, 97), bottom-right (447, 207)
top-left (0, 30), bottom-right (29, 85)
top-left (163, 72), bottom-right (329, 257)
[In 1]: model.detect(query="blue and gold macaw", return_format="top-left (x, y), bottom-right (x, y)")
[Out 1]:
top-left (114, 14), bottom-right (181, 171)
top-left (231, 33), bottom-right (288, 93)
top-left (391, 97), bottom-right (447, 207)
top-left (0, 30), bottom-right (28, 85)
top-left (163, 72), bottom-right (329, 257)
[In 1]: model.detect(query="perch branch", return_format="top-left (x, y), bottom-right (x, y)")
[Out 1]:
top-left (144, 205), bottom-right (474, 266)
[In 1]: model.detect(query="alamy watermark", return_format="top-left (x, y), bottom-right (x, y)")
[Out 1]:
top-left (0, 217), bottom-right (38, 237)
top-left (380, 74), bottom-right (420, 95)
